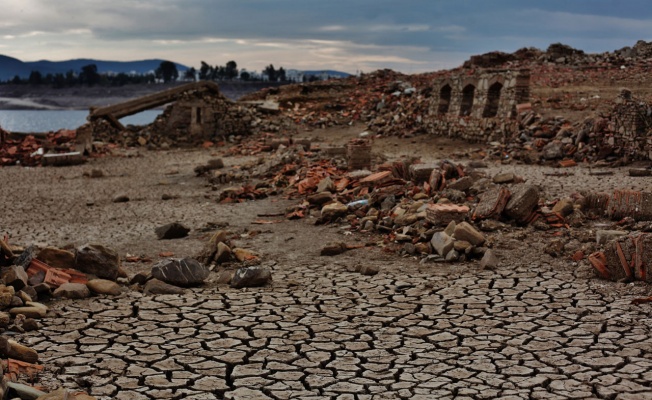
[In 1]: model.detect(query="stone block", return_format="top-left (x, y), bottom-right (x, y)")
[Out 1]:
top-left (504, 184), bottom-right (539, 222)
top-left (426, 204), bottom-right (469, 226)
top-left (430, 232), bottom-right (454, 257)
top-left (473, 187), bottom-right (511, 220)
top-left (453, 222), bottom-right (485, 246)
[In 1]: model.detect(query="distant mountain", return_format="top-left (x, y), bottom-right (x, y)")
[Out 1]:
top-left (0, 54), bottom-right (189, 81)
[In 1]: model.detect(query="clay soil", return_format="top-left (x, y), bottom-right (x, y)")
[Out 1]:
top-left (3, 124), bottom-right (652, 399)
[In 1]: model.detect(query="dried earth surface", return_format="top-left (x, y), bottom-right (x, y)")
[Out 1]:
top-left (2, 125), bottom-right (652, 399)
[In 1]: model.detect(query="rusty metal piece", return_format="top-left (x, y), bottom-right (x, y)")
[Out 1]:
top-left (588, 252), bottom-right (610, 280)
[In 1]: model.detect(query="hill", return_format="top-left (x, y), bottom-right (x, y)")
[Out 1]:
top-left (0, 55), bottom-right (189, 81)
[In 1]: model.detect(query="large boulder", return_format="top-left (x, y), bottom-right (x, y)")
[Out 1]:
top-left (75, 244), bottom-right (120, 280)
top-left (151, 258), bottom-right (209, 287)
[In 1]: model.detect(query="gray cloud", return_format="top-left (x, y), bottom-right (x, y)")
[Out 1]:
top-left (1, 0), bottom-right (651, 73)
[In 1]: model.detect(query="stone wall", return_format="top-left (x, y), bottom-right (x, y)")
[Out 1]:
top-left (424, 69), bottom-right (530, 143)
top-left (608, 90), bottom-right (652, 160)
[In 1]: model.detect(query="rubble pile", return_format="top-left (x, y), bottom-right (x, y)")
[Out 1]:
top-left (0, 130), bottom-right (79, 167)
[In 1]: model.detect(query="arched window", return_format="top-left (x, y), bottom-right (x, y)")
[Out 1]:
top-left (460, 84), bottom-right (475, 116)
top-left (482, 82), bottom-right (503, 118)
top-left (438, 84), bottom-right (452, 114)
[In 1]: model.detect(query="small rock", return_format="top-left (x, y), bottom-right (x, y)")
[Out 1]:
top-left (359, 265), bottom-right (380, 276)
top-left (112, 194), bottom-right (130, 203)
top-left (493, 172), bottom-right (515, 184)
top-left (320, 242), bottom-right (348, 256)
top-left (53, 283), bottom-right (91, 299)
top-left (10, 302), bottom-right (48, 319)
top-left (552, 198), bottom-right (575, 217)
top-left (316, 177), bottom-right (336, 193)
top-left (215, 242), bottom-right (232, 264)
top-left (454, 240), bottom-right (472, 252)
top-left (453, 222), bottom-right (485, 246)
top-left (36, 388), bottom-right (97, 400)
top-left (89, 169), bottom-right (105, 178)
top-left (233, 248), bottom-right (259, 262)
top-left (544, 239), bottom-right (566, 257)
top-left (230, 266), bottom-right (272, 288)
top-left (36, 247), bottom-right (76, 269)
top-left (86, 279), bottom-right (122, 296)
top-left (320, 202), bottom-right (348, 222)
top-left (75, 244), bottom-right (121, 280)
top-left (430, 232), bottom-right (454, 257)
top-left (143, 279), bottom-right (185, 295)
top-left (155, 222), bottom-right (190, 240)
top-left (130, 271), bottom-right (151, 285)
top-left (151, 258), bottom-right (209, 287)
top-left (7, 381), bottom-right (46, 400)
top-left (445, 249), bottom-right (460, 262)
top-left (480, 249), bottom-right (499, 270)
top-left (596, 230), bottom-right (628, 246)
top-left (215, 270), bottom-right (234, 284)
top-left (307, 192), bottom-right (333, 206)
top-left (0, 285), bottom-right (15, 308)
top-left (479, 219), bottom-right (505, 232)
top-left (2, 265), bottom-right (28, 291)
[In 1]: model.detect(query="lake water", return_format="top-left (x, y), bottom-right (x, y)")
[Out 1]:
top-left (0, 110), bottom-right (162, 132)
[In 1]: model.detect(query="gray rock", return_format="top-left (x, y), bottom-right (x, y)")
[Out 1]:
top-left (112, 194), bottom-right (130, 203)
top-left (596, 230), bottom-right (628, 246)
top-left (504, 184), bottom-right (540, 223)
top-left (75, 244), bottom-right (120, 280)
top-left (480, 249), bottom-right (499, 270)
top-left (86, 279), bottom-right (122, 296)
top-left (151, 258), bottom-right (209, 287)
top-left (230, 266), bottom-right (272, 288)
top-left (2, 265), bottom-right (28, 291)
top-left (155, 222), bottom-right (190, 240)
top-left (143, 278), bottom-right (185, 295)
top-left (453, 222), bottom-right (485, 246)
top-left (53, 283), bottom-right (91, 299)
top-left (430, 232), bottom-right (454, 257)
top-left (7, 381), bottom-right (46, 400)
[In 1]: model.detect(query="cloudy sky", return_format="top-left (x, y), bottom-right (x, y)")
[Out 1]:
top-left (1, 0), bottom-right (650, 74)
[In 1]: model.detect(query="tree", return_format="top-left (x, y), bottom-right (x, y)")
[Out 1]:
top-left (156, 61), bottom-right (179, 83)
top-left (240, 70), bottom-right (251, 81)
top-left (264, 64), bottom-right (277, 82)
top-left (79, 64), bottom-right (100, 86)
top-left (199, 61), bottom-right (211, 80)
top-left (225, 60), bottom-right (238, 80)
top-left (278, 67), bottom-right (286, 82)
top-left (184, 67), bottom-right (197, 81)
top-left (28, 70), bottom-right (42, 85)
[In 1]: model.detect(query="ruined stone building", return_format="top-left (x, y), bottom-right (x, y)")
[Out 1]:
top-left (608, 89), bottom-right (652, 160)
top-left (426, 69), bottom-right (531, 142)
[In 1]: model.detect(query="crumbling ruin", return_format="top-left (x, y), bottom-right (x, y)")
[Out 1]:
top-left (426, 69), bottom-right (530, 142)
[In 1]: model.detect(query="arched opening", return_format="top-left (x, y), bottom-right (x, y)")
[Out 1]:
top-left (438, 84), bottom-right (452, 114)
top-left (460, 84), bottom-right (475, 116)
top-left (482, 82), bottom-right (503, 118)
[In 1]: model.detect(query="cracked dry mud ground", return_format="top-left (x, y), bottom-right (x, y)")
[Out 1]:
top-left (2, 136), bottom-right (652, 399)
